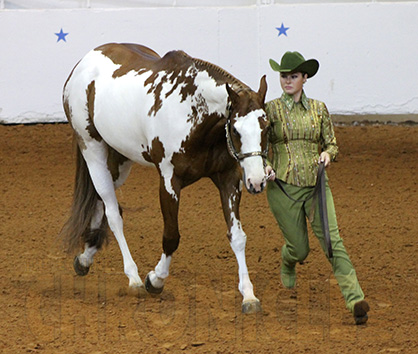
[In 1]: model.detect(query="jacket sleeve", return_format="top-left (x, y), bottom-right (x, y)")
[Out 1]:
top-left (320, 103), bottom-right (339, 161)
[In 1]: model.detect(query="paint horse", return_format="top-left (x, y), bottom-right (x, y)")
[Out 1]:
top-left (61, 43), bottom-right (269, 313)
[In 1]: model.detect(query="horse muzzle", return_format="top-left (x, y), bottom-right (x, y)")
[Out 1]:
top-left (244, 175), bottom-right (266, 194)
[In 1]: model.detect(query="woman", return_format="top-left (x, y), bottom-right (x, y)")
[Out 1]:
top-left (264, 51), bottom-right (369, 325)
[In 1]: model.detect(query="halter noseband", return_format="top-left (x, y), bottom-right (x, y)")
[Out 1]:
top-left (225, 114), bottom-right (269, 163)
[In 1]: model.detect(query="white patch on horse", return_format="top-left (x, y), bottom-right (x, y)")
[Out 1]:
top-left (234, 108), bottom-right (266, 153)
top-left (193, 70), bottom-right (228, 118)
top-left (234, 109), bottom-right (267, 191)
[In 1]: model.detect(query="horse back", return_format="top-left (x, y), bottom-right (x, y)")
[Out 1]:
top-left (95, 43), bottom-right (161, 77)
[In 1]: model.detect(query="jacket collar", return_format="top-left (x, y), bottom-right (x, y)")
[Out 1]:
top-left (280, 91), bottom-right (310, 110)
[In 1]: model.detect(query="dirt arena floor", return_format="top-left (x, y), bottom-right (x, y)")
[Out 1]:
top-left (0, 123), bottom-right (417, 354)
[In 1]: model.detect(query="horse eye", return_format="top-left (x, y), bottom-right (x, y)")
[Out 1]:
top-left (232, 127), bottom-right (240, 136)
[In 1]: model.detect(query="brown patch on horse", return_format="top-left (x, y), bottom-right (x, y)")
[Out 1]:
top-left (141, 137), bottom-right (166, 167)
top-left (85, 80), bottom-right (102, 142)
top-left (83, 221), bottom-right (109, 251)
top-left (168, 111), bottom-right (232, 185)
top-left (161, 51), bottom-right (198, 101)
top-left (158, 175), bottom-right (182, 256)
top-left (141, 150), bottom-right (153, 164)
top-left (96, 43), bottom-right (160, 78)
top-left (145, 74), bottom-right (166, 116)
top-left (210, 168), bottom-right (243, 242)
top-left (107, 147), bottom-right (130, 182)
top-left (144, 51), bottom-right (199, 116)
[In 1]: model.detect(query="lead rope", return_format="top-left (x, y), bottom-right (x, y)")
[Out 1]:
top-left (318, 164), bottom-right (333, 258)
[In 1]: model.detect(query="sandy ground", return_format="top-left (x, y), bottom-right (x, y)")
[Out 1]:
top-left (0, 123), bottom-right (417, 354)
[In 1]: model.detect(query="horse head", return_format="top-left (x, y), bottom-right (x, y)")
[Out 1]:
top-left (226, 75), bottom-right (269, 194)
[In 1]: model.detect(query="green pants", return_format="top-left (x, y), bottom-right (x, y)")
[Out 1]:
top-left (267, 179), bottom-right (364, 312)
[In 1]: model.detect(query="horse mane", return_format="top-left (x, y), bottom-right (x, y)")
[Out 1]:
top-left (178, 51), bottom-right (249, 92)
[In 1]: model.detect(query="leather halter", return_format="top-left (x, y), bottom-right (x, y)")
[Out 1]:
top-left (224, 114), bottom-right (269, 163)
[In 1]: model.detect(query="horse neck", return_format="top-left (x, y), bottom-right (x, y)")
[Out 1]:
top-left (188, 55), bottom-right (248, 92)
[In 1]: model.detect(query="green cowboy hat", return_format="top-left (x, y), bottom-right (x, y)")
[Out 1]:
top-left (269, 51), bottom-right (319, 78)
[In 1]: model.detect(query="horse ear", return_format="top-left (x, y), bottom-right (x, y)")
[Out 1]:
top-left (258, 75), bottom-right (267, 104)
top-left (226, 83), bottom-right (240, 105)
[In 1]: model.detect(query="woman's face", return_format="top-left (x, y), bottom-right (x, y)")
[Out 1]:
top-left (279, 72), bottom-right (307, 97)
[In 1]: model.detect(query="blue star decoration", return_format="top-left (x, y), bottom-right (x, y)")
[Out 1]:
top-left (55, 28), bottom-right (69, 42)
top-left (276, 23), bottom-right (289, 37)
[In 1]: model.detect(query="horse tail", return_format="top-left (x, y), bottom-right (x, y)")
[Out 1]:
top-left (60, 140), bottom-right (109, 253)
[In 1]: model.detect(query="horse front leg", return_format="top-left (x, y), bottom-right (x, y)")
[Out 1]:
top-left (145, 175), bottom-right (181, 294)
top-left (212, 172), bottom-right (261, 314)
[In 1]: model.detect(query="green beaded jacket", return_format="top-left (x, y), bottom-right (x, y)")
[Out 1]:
top-left (265, 91), bottom-right (339, 187)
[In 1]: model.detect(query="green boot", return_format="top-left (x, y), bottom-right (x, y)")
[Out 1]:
top-left (353, 300), bottom-right (370, 325)
top-left (280, 264), bottom-right (296, 289)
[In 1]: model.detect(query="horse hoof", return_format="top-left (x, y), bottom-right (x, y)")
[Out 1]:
top-left (73, 255), bottom-right (90, 276)
top-left (145, 274), bottom-right (164, 295)
top-left (127, 284), bottom-right (148, 298)
top-left (242, 299), bottom-right (262, 314)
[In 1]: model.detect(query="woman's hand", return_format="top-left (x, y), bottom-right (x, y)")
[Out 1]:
top-left (265, 165), bottom-right (276, 181)
top-left (319, 152), bottom-right (331, 167)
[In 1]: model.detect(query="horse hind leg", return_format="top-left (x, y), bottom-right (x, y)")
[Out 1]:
top-left (76, 141), bottom-right (144, 295)
top-left (73, 200), bottom-right (106, 276)
top-left (75, 148), bottom-right (135, 279)
top-left (73, 146), bottom-right (132, 276)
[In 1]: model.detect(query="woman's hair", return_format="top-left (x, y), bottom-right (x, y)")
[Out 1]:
top-left (281, 71), bottom-right (308, 77)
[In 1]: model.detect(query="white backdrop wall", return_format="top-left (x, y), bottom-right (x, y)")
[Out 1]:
top-left (0, 1), bottom-right (417, 123)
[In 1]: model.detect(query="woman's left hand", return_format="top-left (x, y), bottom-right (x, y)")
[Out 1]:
top-left (264, 165), bottom-right (276, 181)
top-left (319, 152), bottom-right (331, 167)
